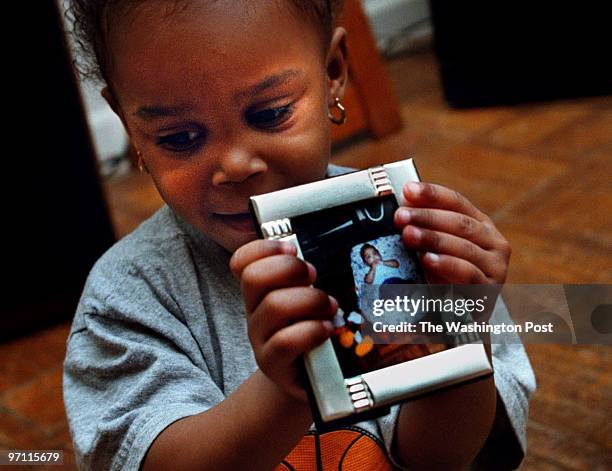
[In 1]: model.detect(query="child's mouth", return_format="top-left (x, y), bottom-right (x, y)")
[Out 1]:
top-left (213, 212), bottom-right (255, 232)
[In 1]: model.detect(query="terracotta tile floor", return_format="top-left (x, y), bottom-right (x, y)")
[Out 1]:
top-left (2, 48), bottom-right (610, 470)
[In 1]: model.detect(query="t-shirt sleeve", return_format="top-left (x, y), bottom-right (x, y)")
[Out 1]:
top-left (63, 251), bottom-right (226, 471)
top-left (470, 298), bottom-right (537, 470)
top-left (376, 297), bottom-right (536, 470)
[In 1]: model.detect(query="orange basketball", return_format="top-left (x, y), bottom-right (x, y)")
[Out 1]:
top-left (275, 428), bottom-right (394, 471)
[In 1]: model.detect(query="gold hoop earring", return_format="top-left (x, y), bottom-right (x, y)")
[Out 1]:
top-left (328, 97), bottom-right (347, 125)
top-left (136, 151), bottom-right (145, 173)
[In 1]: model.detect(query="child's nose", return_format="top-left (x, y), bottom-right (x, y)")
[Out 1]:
top-left (211, 145), bottom-right (267, 186)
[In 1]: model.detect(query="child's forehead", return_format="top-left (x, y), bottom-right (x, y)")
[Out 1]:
top-left (108, 0), bottom-right (325, 95)
top-left (110, 0), bottom-right (322, 48)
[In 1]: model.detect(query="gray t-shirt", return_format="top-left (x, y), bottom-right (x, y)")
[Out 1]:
top-left (64, 166), bottom-right (536, 470)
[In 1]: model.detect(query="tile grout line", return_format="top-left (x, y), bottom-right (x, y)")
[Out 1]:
top-left (0, 405), bottom-right (44, 431)
top-left (471, 108), bottom-right (611, 162)
top-left (490, 168), bottom-right (571, 224)
top-left (0, 404), bottom-right (71, 449)
top-left (490, 142), bottom-right (611, 225)
top-left (0, 365), bottom-right (65, 404)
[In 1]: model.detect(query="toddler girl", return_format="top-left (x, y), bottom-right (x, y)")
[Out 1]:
top-left (64, 1), bottom-right (535, 469)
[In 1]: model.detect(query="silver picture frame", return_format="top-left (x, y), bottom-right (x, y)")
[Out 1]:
top-left (250, 158), bottom-right (492, 425)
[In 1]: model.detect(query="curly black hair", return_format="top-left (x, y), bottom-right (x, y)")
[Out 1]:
top-left (66, 0), bottom-right (344, 84)
top-left (360, 243), bottom-right (380, 262)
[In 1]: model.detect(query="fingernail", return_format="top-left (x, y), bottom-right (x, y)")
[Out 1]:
top-left (280, 241), bottom-right (297, 255)
top-left (408, 227), bottom-right (422, 241)
top-left (328, 295), bottom-right (338, 313)
top-left (426, 252), bottom-right (440, 264)
top-left (322, 320), bottom-right (335, 335)
top-left (405, 182), bottom-right (421, 197)
top-left (307, 262), bottom-right (317, 280)
top-left (396, 207), bottom-right (411, 225)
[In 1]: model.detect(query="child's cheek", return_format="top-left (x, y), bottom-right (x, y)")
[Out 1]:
top-left (272, 131), bottom-right (330, 183)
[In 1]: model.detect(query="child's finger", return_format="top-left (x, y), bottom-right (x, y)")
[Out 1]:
top-left (403, 182), bottom-right (489, 222)
top-left (417, 253), bottom-right (448, 284)
top-left (420, 252), bottom-right (489, 284)
top-left (395, 207), bottom-right (496, 250)
top-left (230, 239), bottom-right (296, 278)
top-left (249, 287), bottom-right (337, 343)
top-left (241, 256), bottom-right (316, 313)
top-left (258, 320), bottom-right (335, 371)
top-left (401, 225), bottom-right (500, 278)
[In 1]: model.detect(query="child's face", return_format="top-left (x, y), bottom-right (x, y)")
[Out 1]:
top-left (362, 247), bottom-right (382, 266)
top-left (104, 1), bottom-right (347, 252)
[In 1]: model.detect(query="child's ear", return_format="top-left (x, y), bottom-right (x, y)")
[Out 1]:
top-left (325, 27), bottom-right (349, 105)
top-left (101, 86), bottom-right (131, 136)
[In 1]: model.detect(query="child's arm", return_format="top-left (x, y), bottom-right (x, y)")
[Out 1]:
top-left (143, 240), bottom-right (336, 471)
top-left (391, 181), bottom-right (511, 468)
top-left (364, 265), bottom-right (376, 283)
top-left (143, 369), bottom-right (313, 470)
top-left (383, 259), bottom-right (400, 268)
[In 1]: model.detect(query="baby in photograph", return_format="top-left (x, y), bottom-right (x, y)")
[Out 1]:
top-left (360, 243), bottom-right (404, 284)
top-left (353, 234), bottom-right (420, 287)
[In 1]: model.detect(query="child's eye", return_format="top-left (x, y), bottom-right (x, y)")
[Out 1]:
top-left (156, 130), bottom-right (205, 152)
top-left (246, 104), bottom-right (293, 130)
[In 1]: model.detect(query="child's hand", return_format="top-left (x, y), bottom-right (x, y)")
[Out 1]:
top-left (394, 182), bottom-right (511, 285)
top-left (230, 240), bottom-right (337, 401)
